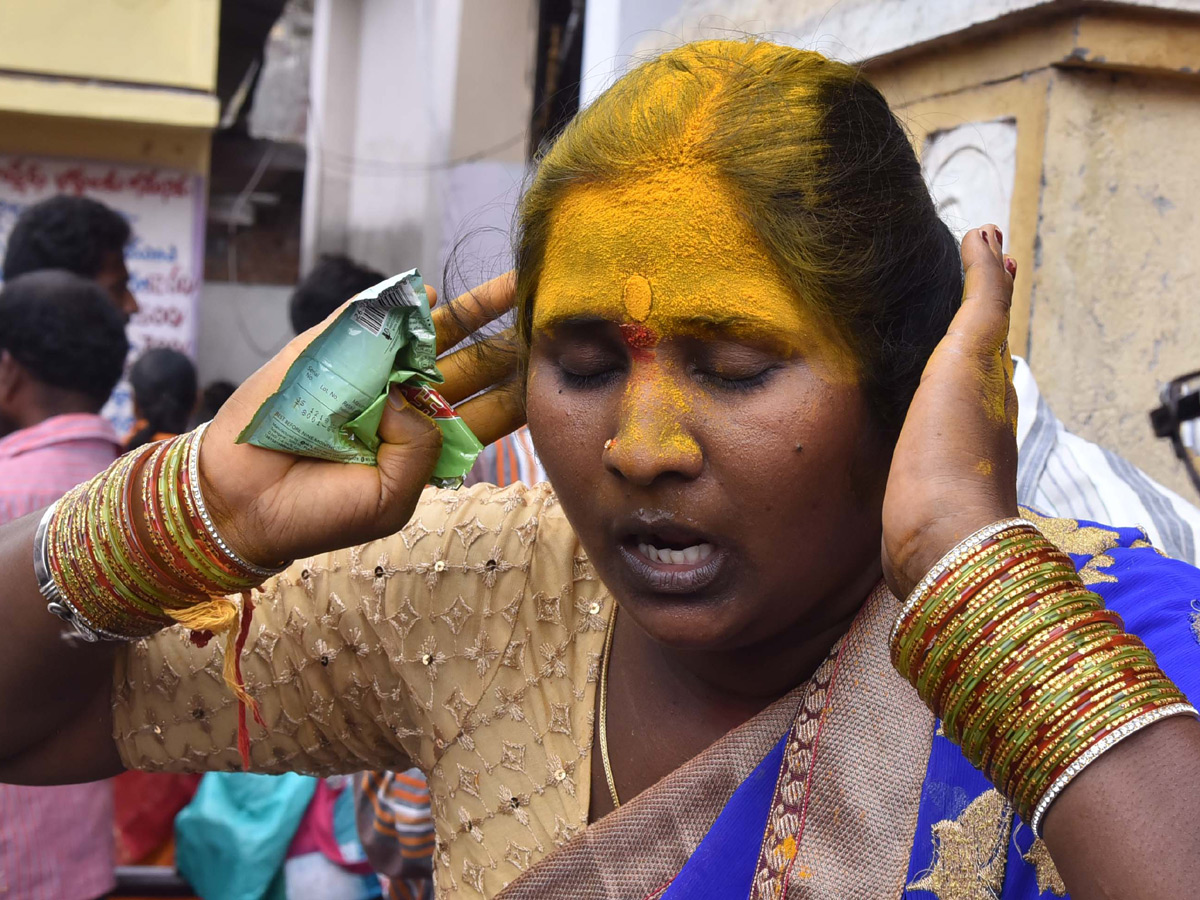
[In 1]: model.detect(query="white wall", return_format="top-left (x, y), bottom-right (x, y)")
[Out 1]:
top-left (195, 282), bottom-right (292, 386)
top-left (303, 0), bottom-right (464, 278)
top-left (645, 0), bottom-right (1200, 62)
top-left (581, 0), bottom-right (689, 105)
top-left (303, 0), bottom-right (536, 289)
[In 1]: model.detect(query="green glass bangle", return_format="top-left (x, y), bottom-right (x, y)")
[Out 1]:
top-left (920, 565), bottom-right (1083, 705)
top-left (957, 611), bottom-right (1116, 759)
top-left (981, 643), bottom-right (1149, 777)
top-left (993, 633), bottom-right (1143, 792)
top-left (896, 531), bottom-right (1043, 672)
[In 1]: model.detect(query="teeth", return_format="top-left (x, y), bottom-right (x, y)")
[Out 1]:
top-left (636, 542), bottom-right (714, 565)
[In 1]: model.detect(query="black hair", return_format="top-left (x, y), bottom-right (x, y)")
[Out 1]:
top-left (0, 270), bottom-right (129, 406)
top-left (126, 347), bottom-right (198, 449)
top-left (3, 196), bottom-right (132, 280)
top-left (289, 254), bottom-right (386, 334)
top-left (190, 379), bottom-right (237, 429)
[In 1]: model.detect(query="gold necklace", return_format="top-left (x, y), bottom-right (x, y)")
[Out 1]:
top-left (598, 605), bottom-right (621, 809)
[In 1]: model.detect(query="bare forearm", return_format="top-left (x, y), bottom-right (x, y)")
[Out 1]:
top-left (1044, 715), bottom-right (1200, 899)
top-left (0, 509), bottom-right (119, 780)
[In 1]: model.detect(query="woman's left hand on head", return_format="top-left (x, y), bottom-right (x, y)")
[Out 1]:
top-left (881, 226), bottom-right (1020, 599)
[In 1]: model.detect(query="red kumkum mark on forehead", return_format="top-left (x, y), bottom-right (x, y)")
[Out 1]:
top-left (619, 322), bottom-right (659, 360)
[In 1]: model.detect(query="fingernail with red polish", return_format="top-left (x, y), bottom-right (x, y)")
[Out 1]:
top-left (981, 229), bottom-right (990, 245)
top-left (1005, 257), bottom-right (1018, 277)
top-left (995, 228), bottom-right (1003, 246)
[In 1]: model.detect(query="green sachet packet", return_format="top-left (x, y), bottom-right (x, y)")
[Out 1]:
top-left (236, 269), bottom-right (483, 488)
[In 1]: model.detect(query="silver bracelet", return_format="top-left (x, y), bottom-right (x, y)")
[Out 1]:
top-left (890, 517), bottom-right (1036, 646)
top-left (1030, 702), bottom-right (1198, 836)
top-left (187, 422), bottom-right (285, 580)
top-left (33, 500), bottom-right (125, 642)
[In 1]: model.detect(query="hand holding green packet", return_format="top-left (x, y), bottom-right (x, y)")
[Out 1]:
top-left (236, 269), bottom-right (483, 488)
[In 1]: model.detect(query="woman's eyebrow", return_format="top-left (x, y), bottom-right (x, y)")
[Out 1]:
top-left (535, 312), bottom-right (800, 343)
top-left (676, 314), bottom-right (793, 339)
top-left (535, 313), bottom-right (615, 334)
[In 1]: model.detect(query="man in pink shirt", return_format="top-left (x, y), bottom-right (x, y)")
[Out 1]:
top-left (0, 270), bottom-right (128, 900)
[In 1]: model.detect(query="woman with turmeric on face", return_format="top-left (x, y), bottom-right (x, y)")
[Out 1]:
top-left (2, 40), bottom-right (1199, 899)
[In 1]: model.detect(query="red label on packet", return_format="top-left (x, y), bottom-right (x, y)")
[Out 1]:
top-left (398, 383), bottom-right (458, 420)
top-left (395, 382), bottom-right (482, 489)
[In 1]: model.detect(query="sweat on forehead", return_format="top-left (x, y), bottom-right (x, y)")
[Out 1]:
top-left (533, 167), bottom-right (807, 336)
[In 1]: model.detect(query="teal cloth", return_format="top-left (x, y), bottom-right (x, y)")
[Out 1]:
top-left (175, 772), bottom-right (318, 900)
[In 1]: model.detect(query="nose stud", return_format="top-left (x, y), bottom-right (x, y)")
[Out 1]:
top-left (603, 438), bottom-right (616, 452)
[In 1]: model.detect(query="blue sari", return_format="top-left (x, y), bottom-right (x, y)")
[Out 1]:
top-left (658, 514), bottom-right (1200, 900)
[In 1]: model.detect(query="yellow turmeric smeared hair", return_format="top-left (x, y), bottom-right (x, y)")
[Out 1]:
top-left (514, 39), bottom-right (963, 430)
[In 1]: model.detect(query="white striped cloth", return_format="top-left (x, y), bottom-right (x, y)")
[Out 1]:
top-left (464, 425), bottom-right (547, 489)
top-left (1015, 357), bottom-right (1200, 565)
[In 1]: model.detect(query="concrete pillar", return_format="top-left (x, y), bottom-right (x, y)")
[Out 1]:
top-left (303, 0), bottom-right (538, 293)
top-left (302, 0), bottom-right (464, 277)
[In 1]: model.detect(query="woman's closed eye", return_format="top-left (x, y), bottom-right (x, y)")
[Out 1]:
top-left (555, 345), bottom-right (626, 389)
top-left (693, 365), bottom-right (779, 391)
top-left (689, 344), bottom-right (783, 392)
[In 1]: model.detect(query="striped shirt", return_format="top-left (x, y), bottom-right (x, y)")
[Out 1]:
top-left (464, 426), bottom-right (546, 488)
top-left (356, 771), bottom-right (435, 900)
top-left (1015, 357), bottom-right (1200, 564)
top-left (0, 413), bottom-right (120, 900)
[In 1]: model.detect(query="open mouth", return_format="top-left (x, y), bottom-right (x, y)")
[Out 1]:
top-left (634, 539), bottom-right (716, 566)
top-left (616, 517), bottom-right (728, 594)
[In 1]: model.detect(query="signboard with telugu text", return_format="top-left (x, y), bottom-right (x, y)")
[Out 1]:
top-left (0, 154), bottom-right (204, 437)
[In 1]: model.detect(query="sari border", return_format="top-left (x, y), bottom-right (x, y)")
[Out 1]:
top-left (495, 676), bottom-right (803, 899)
top-left (750, 633), bottom-right (849, 898)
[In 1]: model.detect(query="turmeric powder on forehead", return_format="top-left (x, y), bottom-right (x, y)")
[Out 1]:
top-left (534, 167), bottom-right (858, 382)
top-left (536, 167), bottom-right (801, 333)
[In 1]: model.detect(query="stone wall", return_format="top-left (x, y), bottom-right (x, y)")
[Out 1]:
top-left (1030, 68), bottom-right (1200, 495)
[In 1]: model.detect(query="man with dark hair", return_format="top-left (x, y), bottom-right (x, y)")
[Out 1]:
top-left (0, 269), bottom-right (129, 899)
top-left (3, 195), bottom-right (138, 321)
top-left (290, 253), bottom-right (385, 334)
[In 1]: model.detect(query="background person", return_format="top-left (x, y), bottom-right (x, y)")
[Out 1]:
top-left (1014, 356), bottom-right (1200, 563)
top-left (289, 253), bottom-right (385, 334)
top-left (125, 347), bottom-right (198, 450)
top-left (2, 195), bottom-right (138, 322)
top-left (0, 269), bottom-right (128, 900)
top-left (191, 380), bottom-right (237, 429)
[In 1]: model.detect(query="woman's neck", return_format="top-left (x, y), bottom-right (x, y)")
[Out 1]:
top-left (657, 564), bottom-right (883, 705)
top-left (625, 561), bottom-right (881, 707)
top-left (592, 563), bottom-right (882, 821)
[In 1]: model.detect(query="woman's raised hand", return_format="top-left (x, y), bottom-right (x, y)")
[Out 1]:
top-left (882, 227), bottom-right (1020, 599)
top-left (199, 273), bottom-right (524, 567)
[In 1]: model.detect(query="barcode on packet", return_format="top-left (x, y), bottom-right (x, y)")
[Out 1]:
top-left (351, 279), bottom-right (418, 337)
top-left (352, 302), bottom-right (389, 336)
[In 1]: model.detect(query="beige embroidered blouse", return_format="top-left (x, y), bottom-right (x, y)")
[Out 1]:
top-left (113, 481), bottom-right (613, 897)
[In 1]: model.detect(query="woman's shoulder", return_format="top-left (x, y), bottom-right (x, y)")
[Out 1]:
top-left (303, 479), bottom-right (575, 580)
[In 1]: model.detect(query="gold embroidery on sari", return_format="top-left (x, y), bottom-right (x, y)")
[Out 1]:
top-left (906, 789), bottom-right (1011, 900)
top-left (1020, 509), bottom-right (1121, 585)
top-left (1130, 537), bottom-right (1166, 556)
top-left (749, 640), bottom-right (844, 900)
top-left (1023, 838), bottom-right (1067, 896)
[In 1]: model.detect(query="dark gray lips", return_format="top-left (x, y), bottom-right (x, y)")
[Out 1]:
top-left (616, 543), bottom-right (727, 594)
